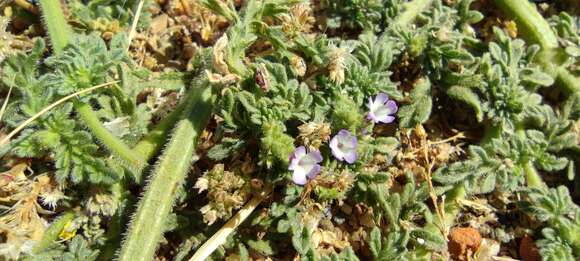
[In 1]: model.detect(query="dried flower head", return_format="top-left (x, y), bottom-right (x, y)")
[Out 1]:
top-left (298, 121), bottom-right (331, 150)
top-left (367, 93), bottom-right (398, 124)
top-left (195, 164), bottom-right (250, 225)
top-left (0, 171), bottom-right (59, 257)
top-left (290, 55), bottom-right (307, 77)
top-left (289, 146), bottom-right (323, 185)
top-left (279, 3), bottom-right (315, 38)
top-left (199, 6), bottom-right (228, 42)
top-left (329, 130), bottom-right (358, 164)
top-left (255, 63), bottom-right (271, 91)
top-left (328, 47), bottom-right (347, 85)
top-left (0, 15), bottom-right (16, 63)
top-left (206, 34), bottom-right (241, 85)
top-left (85, 187), bottom-right (119, 217)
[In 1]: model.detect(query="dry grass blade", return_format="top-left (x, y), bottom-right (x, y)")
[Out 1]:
top-left (0, 85), bottom-right (14, 122)
top-left (13, 0), bottom-right (39, 14)
top-left (189, 189), bottom-right (270, 261)
top-left (0, 81), bottom-right (119, 148)
top-left (127, 0), bottom-right (145, 49)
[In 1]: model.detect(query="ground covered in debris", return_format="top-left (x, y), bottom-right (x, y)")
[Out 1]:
top-left (0, 0), bottom-right (578, 260)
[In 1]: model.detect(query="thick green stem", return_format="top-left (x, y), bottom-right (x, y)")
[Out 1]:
top-left (553, 67), bottom-right (580, 95)
top-left (495, 0), bottom-right (579, 94)
top-left (392, 0), bottom-right (434, 28)
top-left (118, 81), bottom-right (216, 261)
top-left (76, 101), bottom-right (147, 170)
top-left (38, 0), bottom-right (72, 53)
top-left (515, 124), bottom-right (547, 189)
top-left (132, 102), bottom-right (185, 167)
top-left (523, 161), bottom-right (546, 189)
top-left (494, 0), bottom-right (558, 50)
top-left (32, 212), bottom-right (75, 254)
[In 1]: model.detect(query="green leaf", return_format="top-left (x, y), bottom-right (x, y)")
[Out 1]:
top-left (207, 138), bottom-right (246, 160)
top-left (62, 236), bottom-right (99, 261)
top-left (369, 227), bottom-right (382, 258)
top-left (398, 78), bottom-right (432, 128)
top-left (520, 68), bottom-right (554, 86)
top-left (446, 85), bottom-right (483, 122)
top-left (292, 227), bottom-right (312, 255)
top-left (238, 243), bottom-right (249, 261)
top-left (247, 240), bottom-right (274, 256)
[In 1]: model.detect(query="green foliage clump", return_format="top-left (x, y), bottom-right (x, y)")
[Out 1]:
top-left (260, 121), bottom-right (295, 167)
top-left (1, 0), bottom-right (579, 260)
top-left (320, 0), bottom-right (401, 32)
top-left (2, 40), bottom-right (117, 184)
top-left (331, 93), bottom-right (363, 132)
top-left (524, 187), bottom-right (580, 258)
top-left (44, 34), bottom-right (126, 95)
top-left (68, 0), bottom-right (152, 33)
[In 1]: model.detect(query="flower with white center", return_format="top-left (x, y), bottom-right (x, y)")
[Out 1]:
top-left (367, 93), bottom-right (398, 123)
top-left (329, 130), bottom-right (358, 164)
top-left (289, 146), bottom-right (323, 185)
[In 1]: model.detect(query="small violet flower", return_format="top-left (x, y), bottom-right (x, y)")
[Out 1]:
top-left (289, 146), bottom-right (323, 185)
top-left (329, 130), bottom-right (358, 164)
top-left (367, 93), bottom-right (398, 124)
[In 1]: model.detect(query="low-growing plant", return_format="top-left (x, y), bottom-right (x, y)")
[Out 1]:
top-left (0, 0), bottom-right (578, 260)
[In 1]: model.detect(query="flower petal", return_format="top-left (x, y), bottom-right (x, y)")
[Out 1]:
top-left (367, 111), bottom-right (379, 122)
top-left (309, 150), bottom-right (323, 163)
top-left (380, 115), bottom-right (395, 124)
top-left (371, 106), bottom-right (392, 122)
top-left (288, 146), bottom-right (306, 170)
top-left (306, 164), bottom-right (321, 179)
top-left (374, 93), bottom-right (389, 105)
top-left (385, 100), bottom-right (398, 114)
top-left (292, 171), bottom-right (307, 185)
top-left (343, 150), bottom-right (357, 164)
top-left (329, 136), bottom-right (344, 161)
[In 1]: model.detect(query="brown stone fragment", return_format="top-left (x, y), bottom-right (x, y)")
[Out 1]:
top-left (448, 227), bottom-right (482, 260)
top-left (519, 235), bottom-right (541, 261)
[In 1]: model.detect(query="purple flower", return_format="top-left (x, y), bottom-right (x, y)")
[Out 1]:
top-left (329, 130), bottom-right (358, 164)
top-left (289, 146), bottom-right (323, 185)
top-left (367, 93), bottom-right (398, 124)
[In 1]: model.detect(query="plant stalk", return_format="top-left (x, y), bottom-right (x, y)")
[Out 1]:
top-left (131, 102), bottom-right (186, 176)
top-left (523, 161), bottom-right (546, 189)
top-left (38, 0), bottom-right (72, 54)
top-left (118, 80), bottom-right (216, 261)
top-left (495, 0), bottom-right (579, 94)
top-left (392, 0), bottom-right (434, 28)
top-left (75, 101), bottom-right (147, 170)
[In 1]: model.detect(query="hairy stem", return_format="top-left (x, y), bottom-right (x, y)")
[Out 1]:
top-left (495, 0), bottom-right (579, 94)
top-left (494, 0), bottom-right (558, 49)
top-left (118, 81), bottom-right (216, 261)
top-left (523, 161), bottom-right (546, 189)
top-left (553, 67), bottom-right (580, 95)
top-left (38, 0), bottom-right (72, 53)
top-left (130, 102), bottom-right (186, 180)
top-left (392, 0), bottom-right (434, 28)
top-left (75, 101), bottom-right (147, 170)
top-left (32, 212), bottom-right (75, 254)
